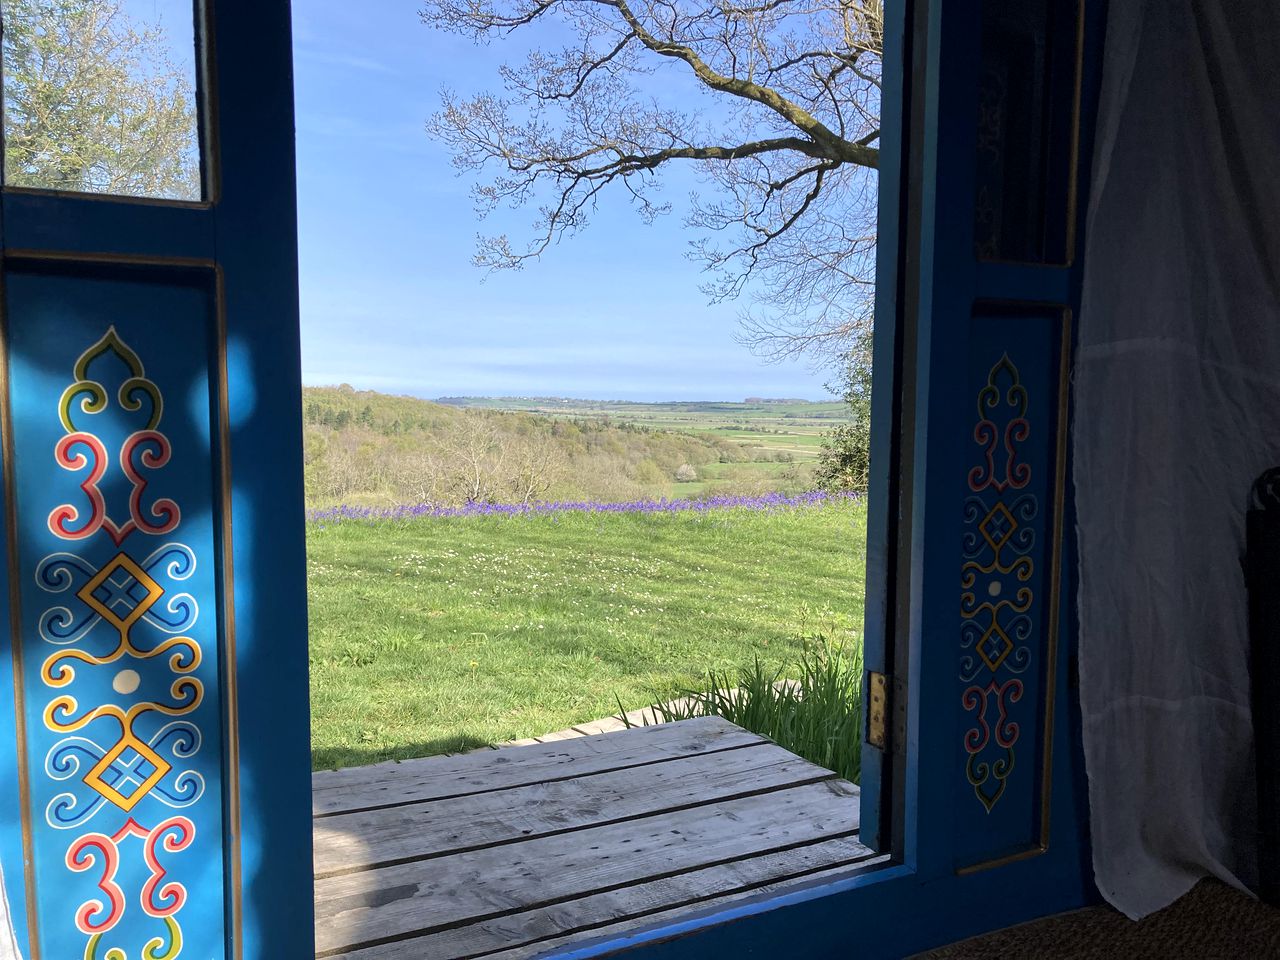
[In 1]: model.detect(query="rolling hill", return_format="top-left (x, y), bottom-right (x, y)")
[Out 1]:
top-left (302, 386), bottom-right (841, 508)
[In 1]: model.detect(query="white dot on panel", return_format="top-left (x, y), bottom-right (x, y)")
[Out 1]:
top-left (113, 669), bottom-right (141, 695)
top-left (988, 581), bottom-right (1002, 597)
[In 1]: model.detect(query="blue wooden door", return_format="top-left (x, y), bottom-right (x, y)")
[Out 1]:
top-left (858, 0), bottom-right (1101, 871)
top-left (562, 1), bottom-right (1110, 956)
top-left (0, 0), bottom-right (1107, 957)
top-left (0, 2), bottom-right (313, 958)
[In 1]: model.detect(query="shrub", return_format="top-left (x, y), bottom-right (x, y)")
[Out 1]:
top-left (674, 463), bottom-right (698, 482)
top-left (815, 334), bottom-right (873, 494)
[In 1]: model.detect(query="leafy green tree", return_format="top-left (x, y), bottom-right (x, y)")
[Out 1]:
top-left (2, 0), bottom-right (199, 199)
top-left (815, 335), bottom-right (873, 493)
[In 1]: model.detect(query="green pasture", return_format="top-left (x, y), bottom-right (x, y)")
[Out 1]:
top-left (307, 499), bottom-right (867, 769)
top-left (673, 460), bottom-right (809, 497)
top-left (437, 397), bottom-right (846, 463)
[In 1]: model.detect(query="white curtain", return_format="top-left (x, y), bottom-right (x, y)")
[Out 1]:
top-left (1075, 0), bottom-right (1280, 920)
top-left (0, 862), bottom-right (19, 960)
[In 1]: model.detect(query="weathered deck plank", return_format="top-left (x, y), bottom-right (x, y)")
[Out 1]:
top-left (315, 743), bottom-right (834, 877)
top-left (480, 856), bottom-right (889, 960)
top-left (314, 718), bottom-right (876, 960)
top-left (331, 839), bottom-right (883, 960)
top-left (313, 716), bottom-right (761, 816)
top-left (316, 779), bottom-right (858, 955)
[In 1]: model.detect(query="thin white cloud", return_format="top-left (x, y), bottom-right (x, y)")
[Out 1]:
top-left (294, 46), bottom-right (402, 76)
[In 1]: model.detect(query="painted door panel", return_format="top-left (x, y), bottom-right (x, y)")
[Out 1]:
top-left (0, 2), bottom-right (313, 958)
top-left (954, 307), bottom-right (1069, 869)
top-left (6, 266), bottom-right (228, 960)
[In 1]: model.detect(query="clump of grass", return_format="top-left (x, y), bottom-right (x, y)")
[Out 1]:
top-left (623, 636), bottom-right (863, 784)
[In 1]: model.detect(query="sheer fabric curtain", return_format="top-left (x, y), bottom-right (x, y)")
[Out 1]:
top-left (1075, 0), bottom-right (1280, 920)
top-left (0, 864), bottom-right (18, 959)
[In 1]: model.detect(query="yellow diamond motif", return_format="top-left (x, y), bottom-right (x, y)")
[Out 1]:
top-left (77, 553), bottom-right (163, 635)
top-left (82, 733), bottom-right (172, 811)
top-left (979, 502), bottom-right (1017, 553)
top-left (977, 620), bottom-right (1014, 672)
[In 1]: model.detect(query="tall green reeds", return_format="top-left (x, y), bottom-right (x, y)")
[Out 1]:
top-left (622, 636), bottom-right (863, 783)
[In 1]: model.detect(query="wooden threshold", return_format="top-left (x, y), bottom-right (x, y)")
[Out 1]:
top-left (314, 716), bottom-right (885, 960)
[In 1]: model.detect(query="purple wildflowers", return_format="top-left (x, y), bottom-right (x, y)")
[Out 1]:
top-left (306, 490), bottom-right (860, 523)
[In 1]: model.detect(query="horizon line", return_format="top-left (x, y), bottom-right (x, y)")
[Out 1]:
top-left (301, 383), bottom-right (836, 405)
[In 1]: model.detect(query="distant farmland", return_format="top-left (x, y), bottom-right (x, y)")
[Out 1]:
top-left (434, 396), bottom-right (846, 466)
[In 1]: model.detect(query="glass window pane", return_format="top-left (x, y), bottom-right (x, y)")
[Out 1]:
top-left (973, 0), bottom-right (1079, 264)
top-left (2, 0), bottom-right (202, 201)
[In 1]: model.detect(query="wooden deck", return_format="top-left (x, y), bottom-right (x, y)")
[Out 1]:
top-left (313, 717), bottom-right (883, 960)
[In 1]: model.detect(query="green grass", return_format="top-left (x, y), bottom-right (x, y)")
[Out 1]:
top-left (673, 461), bottom-right (809, 497)
top-left (307, 499), bottom-right (867, 769)
top-left (631, 637), bottom-right (864, 783)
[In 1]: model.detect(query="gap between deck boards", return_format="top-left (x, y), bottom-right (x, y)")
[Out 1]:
top-left (330, 841), bottom-right (886, 960)
top-left (313, 716), bottom-right (766, 817)
top-left (315, 745), bottom-right (838, 878)
top-left (314, 717), bottom-right (877, 960)
top-left (317, 804), bottom-right (863, 957)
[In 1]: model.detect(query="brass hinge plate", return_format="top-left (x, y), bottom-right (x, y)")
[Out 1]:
top-left (867, 671), bottom-right (906, 753)
top-left (867, 671), bottom-right (889, 750)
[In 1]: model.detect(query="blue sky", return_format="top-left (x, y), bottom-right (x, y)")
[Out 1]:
top-left (288, 1), bottom-right (832, 402)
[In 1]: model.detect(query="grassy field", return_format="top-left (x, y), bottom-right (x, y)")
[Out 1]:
top-left (673, 460), bottom-right (801, 497)
top-left (307, 497), bottom-right (867, 769)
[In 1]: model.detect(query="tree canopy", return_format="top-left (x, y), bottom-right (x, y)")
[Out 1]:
top-left (2, 0), bottom-right (200, 200)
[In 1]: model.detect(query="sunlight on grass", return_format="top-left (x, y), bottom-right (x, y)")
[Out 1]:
top-left (307, 498), bottom-right (867, 769)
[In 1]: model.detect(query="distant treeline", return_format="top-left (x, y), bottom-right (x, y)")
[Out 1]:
top-left (302, 386), bottom-right (811, 509)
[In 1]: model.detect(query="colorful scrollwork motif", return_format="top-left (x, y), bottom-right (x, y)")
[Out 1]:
top-left (49, 328), bottom-right (178, 547)
top-left (32, 327), bottom-right (205, 957)
top-left (961, 354), bottom-right (1037, 813)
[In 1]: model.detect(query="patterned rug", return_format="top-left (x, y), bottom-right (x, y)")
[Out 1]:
top-left (916, 880), bottom-right (1280, 959)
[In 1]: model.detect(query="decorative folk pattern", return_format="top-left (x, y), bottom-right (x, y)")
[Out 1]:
top-left (961, 354), bottom-right (1037, 813)
top-left (36, 327), bottom-right (202, 959)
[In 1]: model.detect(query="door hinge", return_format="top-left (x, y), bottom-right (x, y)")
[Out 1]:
top-left (866, 671), bottom-right (906, 754)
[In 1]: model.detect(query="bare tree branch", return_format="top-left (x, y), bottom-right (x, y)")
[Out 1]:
top-left (421, 0), bottom-right (883, 362)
